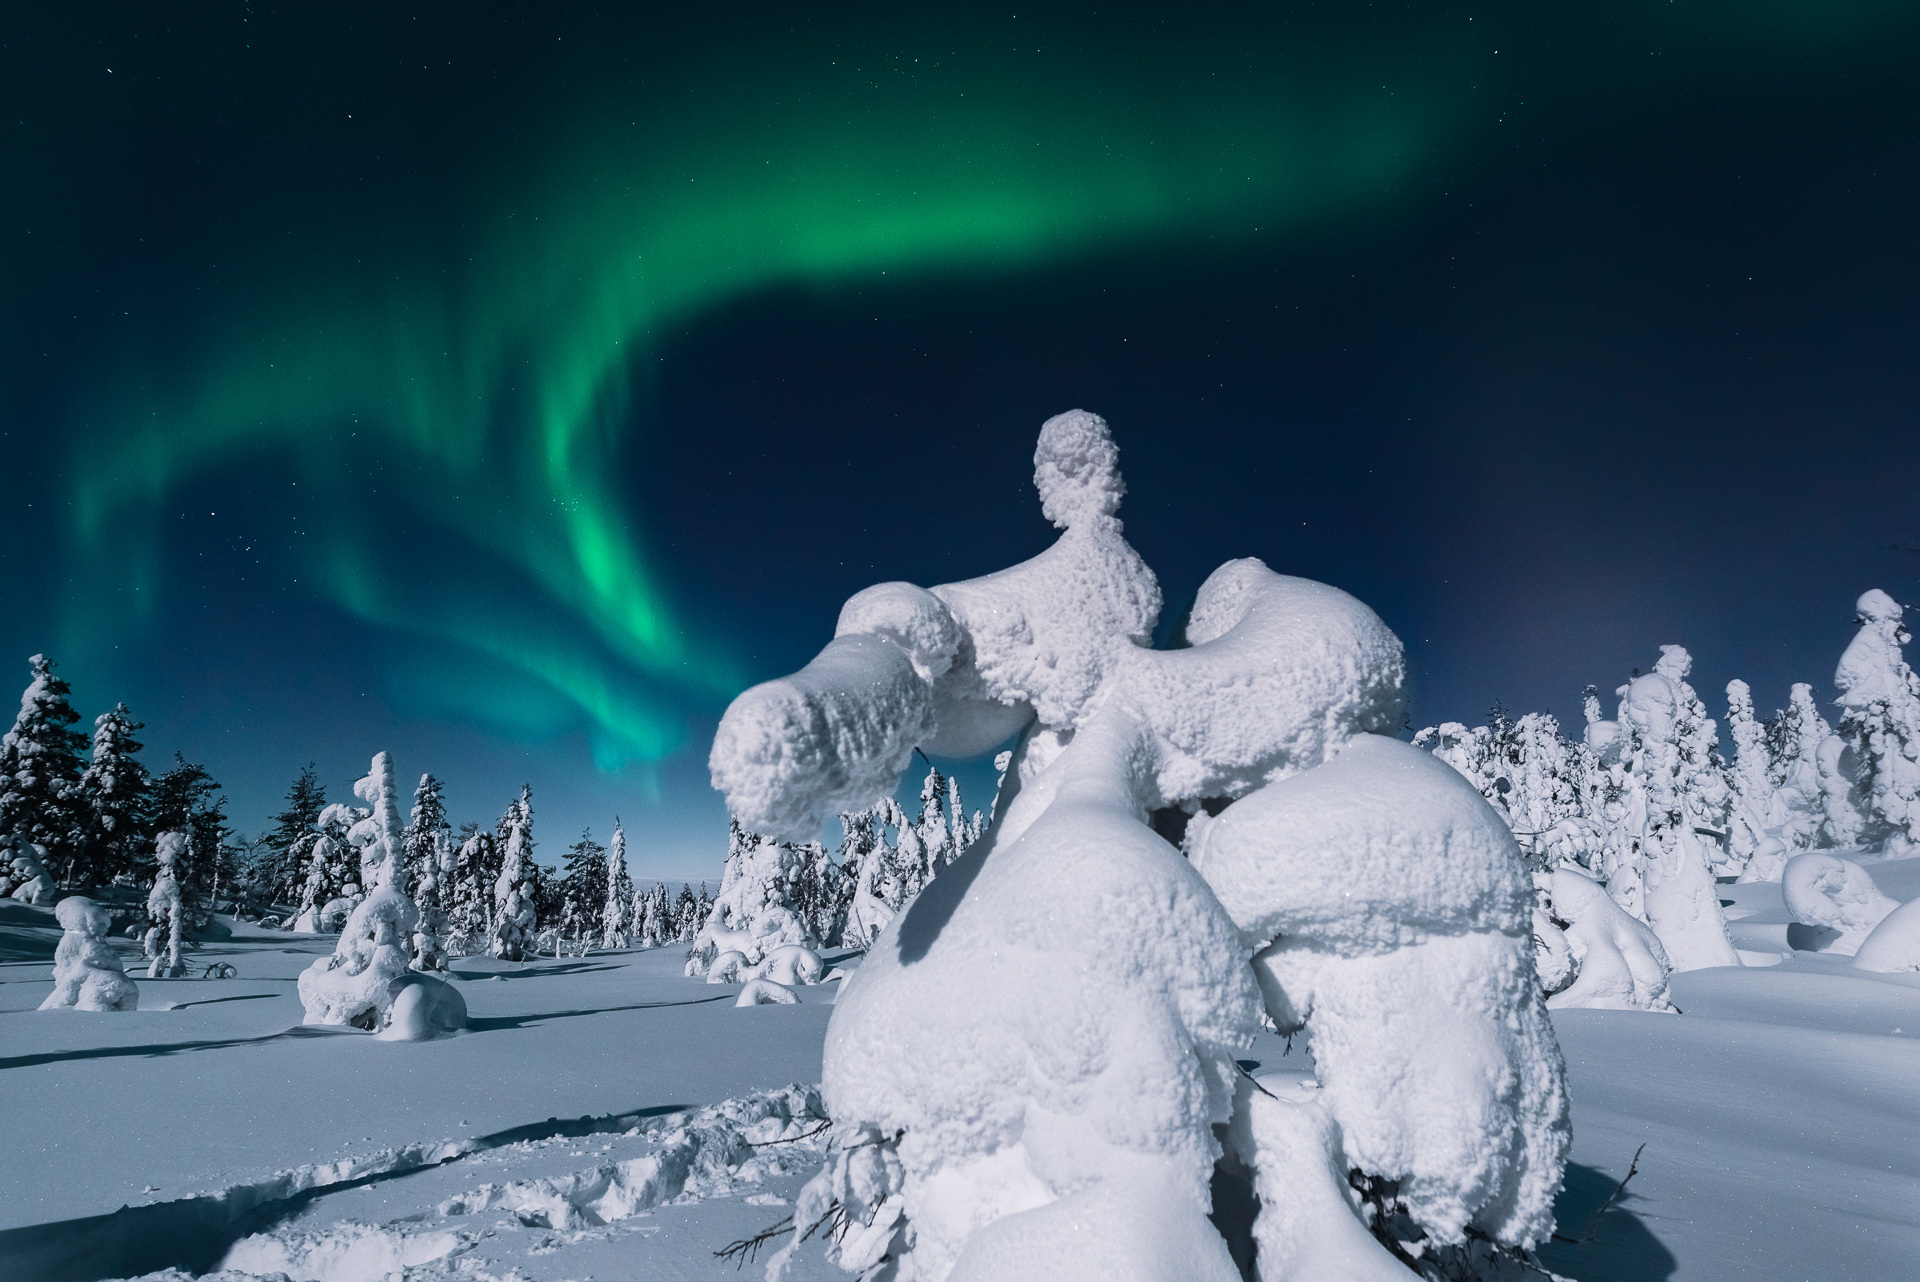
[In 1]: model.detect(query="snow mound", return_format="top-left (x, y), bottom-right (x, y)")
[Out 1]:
top-left (1782, 853), bottom-right (1899, 954)
top-left (738, 977), bottom-right (800, 1006)
top-left (220, 1222), bottom-right (461, 1282)
top-left (1852, 896), bottom-right (1920, 972)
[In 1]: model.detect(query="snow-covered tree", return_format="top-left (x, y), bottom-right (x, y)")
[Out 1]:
top-left (680, 883), bottom-right (707, 941)
top-left (0, 655), bottom-right (86, 885)
top-left (40, 896), bottom-right (137, 1011)
top-left (151, 755), bottom-right (230, 908)
top-left (145, 831), bottom-right (187, 978)
top-left (1835, 588), bottom-right (1920, 856)
top-left (402, 773), bottom-right (450, 902)
top-left (445, 825), bottom-right (494, 952)
top-left (492, 787), bottom-right (534, 959)
top-left (1724, 679), bottom-right (1783, 870)
top-left (721, 411), bottom-right (1566, 1280)
top-left (1602, 646), bottom-right (1739, 970)
top-left (1769, 682), bottom-right (1863, 851)
top-left (636, 882), bottom-right (670, 946)
top-left (74, 704), bottom-right (151, 889)
top-left (602, 820), bottom-right (633, 949)
top-left (264, 766), bottom-right (327, 906)
top-left (841, 803), bottom-right (897, 949)
top-left (558, 828), bottom-right (607, 943)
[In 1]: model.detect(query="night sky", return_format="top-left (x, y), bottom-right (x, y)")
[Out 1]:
top-left (4, 3), bottom-right (1916, 878)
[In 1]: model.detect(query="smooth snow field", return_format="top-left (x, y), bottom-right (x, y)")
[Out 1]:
top-left (5, 867), bottom-right (1920, 1282)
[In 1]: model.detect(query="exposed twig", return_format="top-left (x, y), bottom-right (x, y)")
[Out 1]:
top-left (746, 1120), bottom-right (832, 1148)
top-left (714, 1214), bottom-right (794, 1267)
top-left (1551, 1143), bottom-right (1646, 1245)
top-left (715, 1202), bottom-right (846, 1270)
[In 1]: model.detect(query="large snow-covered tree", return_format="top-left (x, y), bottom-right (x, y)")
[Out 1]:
top-left (1835, 588), bottom-right (1920, 856)
top-left (0, 654), bottom-right (87, 884)
top-left (402, 773), bottom-right (450, 905)
top-left (74, 703), bottom-right (152, 889)
top-left (1724, 679), bottom-right (1782, 869)
top-left (492, 787), bottom-right (535, 958)
top-left (602, 820), bottom-right (633, 948)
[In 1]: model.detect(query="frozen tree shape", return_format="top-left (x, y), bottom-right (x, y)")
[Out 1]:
top-left (297, 753), bottom-right (466, 1039)
top-left (713, 411), bottom-right (1569, 1282)
top-left (1835, 588), bottom-right (1920, 856)
top-left (144, 831), bottom-right (187, 978)
top-left (40, 895), bottom-right (138, 1011)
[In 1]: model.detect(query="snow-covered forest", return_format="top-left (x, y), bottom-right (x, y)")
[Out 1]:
top-left (4, 412), bottom-right (1919, 1282)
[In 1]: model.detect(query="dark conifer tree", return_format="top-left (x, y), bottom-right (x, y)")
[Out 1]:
top-left (264, 766), bottom-right (327, 905)
top-left (0, 654), bottom-right (88, 882)
top-left (74, 703), bottom-right (152, 888)
top-left (558, 828), bottom-right (608, 940)
top-left (403, 773), bottom-right (451, 902)
top-left (151, 755), bottom-right (230, 907)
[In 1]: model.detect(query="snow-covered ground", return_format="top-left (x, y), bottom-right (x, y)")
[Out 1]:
top-left (5, 865), bottom-right (1920, 1282)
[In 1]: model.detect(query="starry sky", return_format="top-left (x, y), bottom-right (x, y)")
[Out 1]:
top-left (4, 3), bottom-right (1917, 879)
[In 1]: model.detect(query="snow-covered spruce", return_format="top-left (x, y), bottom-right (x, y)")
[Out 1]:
top-left (296, 754), bottom-right (466, 1039)
top-left (603, 818), bottom-right (633, 948)
top-left (144, 831), bottom-right (188, 978)
top-left (1835, 588), bottom-right (1920, 858)
top-left (490, 787), bottom-right (535, 960)
top-left (0, 654), bottom-right (87, 886)
top-left (714, 410), bottom-right (1569, 1282)
top-left (39, 894), bottom-right (138, 1011)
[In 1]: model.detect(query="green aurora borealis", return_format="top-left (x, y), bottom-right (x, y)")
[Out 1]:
top-left (6, 1), bottom-right (1918, 855)
top-left (57, 8), bottom-right (1482, 765)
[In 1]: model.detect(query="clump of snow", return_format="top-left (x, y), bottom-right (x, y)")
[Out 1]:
top-left (1781, 852), bottom-right (1899, 954)
top-left (6, 840), bottom-right (56, 905)
top-left (219, 1221), bottom-right (462, 1282)
top-left (1193, 735), bottom-right (1568, 1249)
top-left (707, 950), bottom-right (747, 983)
top-left (718, 411), bottom-right (1568, 1279)
top-left (752, 943), bottom-right (825, 987)
top-left (145, 832), bottom-right (188, 978)
top-left (1540, 869), bottom-right (1673, 1011)
top-left (39, 894), bottom-right (138, 1011)
top-left (376, 972), bottom-right (469, 1041)
top-left (737, 977), bottom-right (800, 1006)
top-left (1851, 896), bottom-right (1920, 972)
top-left (1233, 1077), bottom-right (1413, 1282)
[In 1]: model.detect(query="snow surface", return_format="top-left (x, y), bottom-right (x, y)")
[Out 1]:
top-left (4, 876), bottom-right (1920, 1280)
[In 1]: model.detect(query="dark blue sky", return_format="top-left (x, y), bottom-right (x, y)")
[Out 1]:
top-left (3, 3), bottom-right (1916, 877)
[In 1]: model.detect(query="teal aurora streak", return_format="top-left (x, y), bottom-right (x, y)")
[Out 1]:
top-left (52, 3), bottom-right (1903, 768)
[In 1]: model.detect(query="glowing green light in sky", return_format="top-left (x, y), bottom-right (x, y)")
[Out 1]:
top-left (63, 5), bottom-right (1897, 764)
